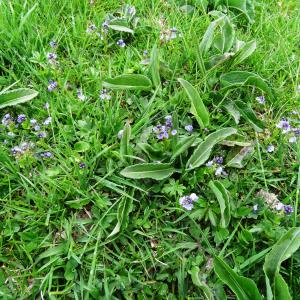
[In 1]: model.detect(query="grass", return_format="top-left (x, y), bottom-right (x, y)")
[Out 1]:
top-left (0, 0), bottom-right (300, 299)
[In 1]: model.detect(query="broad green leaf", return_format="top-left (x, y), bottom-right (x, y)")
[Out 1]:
top-left (232, 40), bottom-right (256, 67)
top-left (209, 181), bottom-right (230, 228)
top-left (150, 45), bottom-right (161, 88)
top-left (120, 163), bottom-right (174, 180)
top-left (0, 88), bottom-right (38, 109)
top-left (178, 78), bottom-right (209, 128)
top-left (234, 100), bottom-right (264, 132)
top-left (107, 197), bottom-right (133, 239)
top-left (171, 135), bottom-right (197, 160)
top-left (137, 143), bottom-right (162, 161)
top-left (74, 141), bottom-right (90, 152)
top-left (199, 17), bottom-right (224, 55)
top-left (226, 0), bottom-right (255, 23)
top-left (223, 101), bottom-right (240, 124)
top-left (187, 128), bottom-right (237, 170)
top-left (108, 24), bottom-right (133, 33)
top-left (103, 74), bottom-right (152, 90)
top-left (274, 273), bottom-right (292, 300)
top-left (214, 17), bottom-right (235, 53)
top-left (189, 266), bottom-right (214, 300)
top-left (264, 227), bottom-right (300, 300)
top-left (226, 146), bottom-right (254, 168)
top-left (214, 256), bottom-right (263, 300)
top-left (120, 123), bottom-right (131, 161)
top-left (220, 71), bottom-right (273, 99)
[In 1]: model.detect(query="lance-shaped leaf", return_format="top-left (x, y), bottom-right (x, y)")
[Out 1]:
top-left (226, 0), bottom-right (255, 23)
top-left (263, 227), bottom-right (300, 300)
top-left (234, 100), bottom-right (264, 132)
top-left (107, 197), bottom-right (133, 239)
top-left (178, 78), bottom-right (209, 128)
top-left (220, 71), bottom-right (273, 99)
top-left (103, 74), bottom-right (152, 90)
top-left (189, 266), bottom-right (213, 300)
top-left (209, 181), bottom-right (231, 228)
top-left (107, 20), bottom-right (134, 34)
top-left (231, 40), bottom-right (256, 67)
top-left (213, 17), bottom-right (235, 53)
top-left (150, 45), bottom-right (161, 88)
top-left (120, 163), bottom-right (174, 180)
top-left (226, 146), bottom-right (254, 168)
top-left (214, 256), bottom-right (263, 300)
top-left (171, 135), bottom-right (197, 160)
top-left (0, 88), bottom-right (38, 109)
top-left (187, 127), bottom-right (237, 170)
top-left (120, 123), bottom-right (131, 161)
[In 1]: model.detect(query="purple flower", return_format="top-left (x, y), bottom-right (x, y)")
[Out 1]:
top-left (289, 136), bottom-right (297, 143)
top-left (47, 52), bottom-right (57, 60)
top-left (293, 128), bottom-right (300, 136)
top-left (127, 6), bottom-right (136, 15)
top-left (117, 39), bottom-right (126, 47)
top-left (267, 144), bottom-right (275, 153)
top-left (41, 151), bottom-right (52, 158)
top-left (171, 129), bottom-right (177, 136)
top-left (44, 102), bottom-right (50, 110)
top-left (37, 132), bottom-right (47, 138)
top-left (215, 166), bottom-right (224, 176)
top-left (143, 50), bottom-right (148, 56)
top-left (276, 118), bottom-right (291, 133)
top-left (185, 125), bottom-right (193, 133)
top-left (256, 96), bottom-right (265, 104)
top-left (214, 156), bottom-right (223, 165)
top-left (284, 205), bottom-right (293, 214)
top-left (179, 193), bottom-right (198, 210)
top-left (1, 114), bottom-right (12, 126)
top-left (34, 125), bottom-right (41, 131)
top-left (11, 146), bottom-right (23, 155)
top-left (79, 162), bottom-right (86, 169)
top-left (86, 24), bottom-right (97, 33)
top-left (99, 89), bottom-right (111, 100)
top-left (49, 41), bottom-right (57, 48)
top-left (30, 119), bottom-right (37, 125)
top-left (206, 160), bottom-right (214, 167)
top-left (77, 89), bottom-right (85, 101)
top-left (43, 117), bottom-right (52, 126)
top-left (17, 114), bottom-right (26, 123)
top-left (47, 80), bottom-right (58, 92)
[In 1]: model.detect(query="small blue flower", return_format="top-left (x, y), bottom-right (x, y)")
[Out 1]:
top-left (293, 128), bottom-right (300, 136)
top-left (47, 80), bottom-right (58, 92)
top-left (44, 102), bottom-right (50, 110)
top-left (99, 89), bottom-right (111, 100)
top-left (253, 204), bottom-right (259, 213)
top-left (143, 50), bottom-right (148, 56)
top-left (267, 144), bottom-right (275, 153)
top-left (206, 160), bottom-right (214, 167)
top-left (37, 132), bottom-right (47, 138)
top-left (179, 193), bottom-right (198, 210)
top-left (2, 114), bottom-right (12, 126)
top-left (49, 41), bottom-right (57, 48)
top-left (284, 205), bottom-right (293, 214)
top-left (47, 52), bottom-right (57, 60)
top-left (256, 96), bottom-right (265, 104)
top-left (117, 39), bottom-right (126, 47)
top-left (79, 162), bottom-right (86, 168)
top-left (86, 24), bottom-right (97, 33)
top-left (11, 146), bottom-right (23, 155)
top-left (276, 118), bottom-right (291, 133)
top-left (214, 156), bottom-right (223, 165)
top-left (171, 129), bottom-right (177, 136)
top-left (7, 132), bottom-right (15, 137)
top-left (77, 89), bottom-right (85, 101)
top-left (34, 125), bottom-right (41, 131)
top-left (17, 114), bottom-right (26, 123)
top-left (41, 151), bottom-right (52, 158)
top-left (289, 136), bottom-right (297, 143)
top-left (43, 117), bottom-right (52, 126)
top-left (30, 119), bottom-right (37, 125)
top-left (185, 125), bottom-right (193, 133)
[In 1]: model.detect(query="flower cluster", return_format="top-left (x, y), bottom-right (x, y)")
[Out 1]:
top-left (256, 95), bottom-right (265, 104)
top-left (99, 89), bottom-right (111, 100)
top-left (153, 116), bottom-right (177, 140)
top-left (48, 80), bottom-right (58, 92)
top-left (117, 39), bottom-right (126, 47)
top-left (179, 193), bottom-right (198, 210)
top-left (256, 190), bottom-right (293, 215)
top-left (276, 117), bottom-right (299, 143)
top-left (206, 156), bottom-right (227, 176)
top-left (160, 27), bottom-right (179, 43)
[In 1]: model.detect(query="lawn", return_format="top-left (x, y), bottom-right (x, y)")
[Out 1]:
top-left (0, 0), bottom-right (300, 299)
